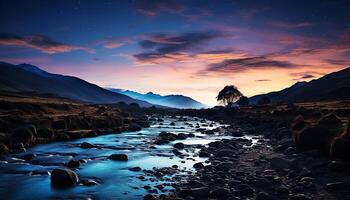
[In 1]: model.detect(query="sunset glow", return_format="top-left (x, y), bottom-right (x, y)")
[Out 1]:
top-left (1, 0), bottom-right (349, 105)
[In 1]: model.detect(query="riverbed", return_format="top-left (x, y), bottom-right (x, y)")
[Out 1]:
top-left (0, 115), bottom-right (259, 199)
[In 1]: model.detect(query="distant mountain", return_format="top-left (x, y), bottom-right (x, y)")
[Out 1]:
top-left (249, 67), bottom-right (350, 104)
top-left (0, 62), bottom-right (155, 107)
top-left (108, 88), bottom-right (207, 109)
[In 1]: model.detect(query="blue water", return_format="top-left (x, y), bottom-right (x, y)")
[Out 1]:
top-left (0, 116), bottom-right (255, 200)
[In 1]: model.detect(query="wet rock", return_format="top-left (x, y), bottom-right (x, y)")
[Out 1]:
top-left (67, 160), bottom-right (80, 168)
top-left (81, 179), bottom-right (98, 186)
top-left (129, 167), bottom-right (142, 171)
top-left (129, 123), bottom-right (142, 131)
top-left (51, 168), bottom-right (79, 187)
top-left (198, 150), bottom-right (210, 157)
top-left (20, 153), bottom-right (36, 160)
top-left (174, 142), bottom-right (185, 149)
top-left (144, 194), bottom-right (157, 200)
top-left (172, 149), bottom-right (182, 156)
top-left (193, 162), bottom-right (204, 169)
top-left (80, 142), bottom-right (94, 148)
top-left (326, 182), bottom-right (346, 190)
top-left (108, 154), bottom-right (128, 161)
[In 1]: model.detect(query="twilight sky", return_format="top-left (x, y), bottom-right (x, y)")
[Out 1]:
top-left (1, 0), bottom-right (350, 106)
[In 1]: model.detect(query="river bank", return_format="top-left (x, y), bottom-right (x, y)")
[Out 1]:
top-left (158, 101), bottom-right (350, 200)
top-left (0, 91), bottom-right (149, 154)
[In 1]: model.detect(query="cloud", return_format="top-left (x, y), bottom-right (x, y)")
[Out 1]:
top-left (134, 0), bottom-right (185, 16)
top-left (0, 33), bottom-right (93, 54)
top-left (133, 31), bottom-right (222, 63)
top-left (255, 79), bottom-right (271, 82)
top-left (205, 56), bottom-right (298, 74)
top-left (100, 37), bottom-right (132, 49)
top-left (268, 21), bottom-right (313, 29)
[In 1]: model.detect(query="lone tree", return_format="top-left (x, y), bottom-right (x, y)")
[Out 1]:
top-left (217, 85), bottom-right (243, 107)
top-left (236, 96), bottom-right (249, 106)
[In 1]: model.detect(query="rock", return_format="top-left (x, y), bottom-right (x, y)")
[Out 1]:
top-left (290, 194), bottom-right (312, 200)
top-left (209, 187), bottom-right (229, 198)
top-left (144, 194), bottom-right (157, 200)
top-left (80, 142), bottom-right (94, 148)
top-left (255, 192), bottom-right (273, 200)
top-left (11, 125), bottom-right (36, 144)
top-left (50, 168), bottom-right (79, 187)
top-left (198, 150), bottom-right (210, 157)
top-left (108, 154), bottom-right (128, 161)
top-left (81, 179), bottom-right (98, 186)
top-left (129, 167), bottom-right (142, 171)
top-left (67, 160), bottom-right (80, 168)
top-left (37, 128), bottom-right (54, 138)
top-left (174, 142), bottom-right (185, 149)
top-left (12, 143), bottom-right (26, 152)
top-left (193, 162), bottom-right (204, 169)
top-left (172, 149), bottom-right (182, 156)
top-left (326, 182), bottom-right (346, 190)
top-left (0, 143), bottom-right (9, 154)
top-left (270, 157), bottom-right (292, 170)
top-left (234, 188), bottom-right (254, 197)
top-left (293, 114), bottom-right (343, 152)
top-left (190, 187), bottom-right (209, 198)
top-left (277, 185), bottom-right (290, 194)
top-left (20, 153), bottom-right (36, 160)
top-left (129, 123), bottom-right (142, 131)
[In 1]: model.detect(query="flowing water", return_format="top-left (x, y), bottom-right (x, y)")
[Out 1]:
top-left (0, 116), bottom-right (258, 200)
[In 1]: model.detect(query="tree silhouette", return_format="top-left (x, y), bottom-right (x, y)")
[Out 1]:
top-left (236, 96), bottom-right (249, 106)
top-left (217, 85), bottom-right (243, 107)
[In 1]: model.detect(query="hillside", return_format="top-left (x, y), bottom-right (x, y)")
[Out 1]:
top-left (0, 62), bottom-right (154, 107)
top-left (250, 67), bottom-right (350, 104)
top-left (108, 88), bottom-right (207, 109)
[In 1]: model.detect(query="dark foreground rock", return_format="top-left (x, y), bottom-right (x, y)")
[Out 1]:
top-left (51, 168), bottom-right (79, 187)
top-left (108, 154), bottom-right (128, 161)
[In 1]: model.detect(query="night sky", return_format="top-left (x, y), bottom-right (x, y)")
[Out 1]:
top-left (1, 0), bottom-right (350, 105)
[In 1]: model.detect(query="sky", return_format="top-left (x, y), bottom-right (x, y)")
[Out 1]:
top-left (0, 0), bottom-right (350, 106)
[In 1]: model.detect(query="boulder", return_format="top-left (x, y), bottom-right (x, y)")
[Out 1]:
top-left (129, 167), bottom-right (142, 171)
top-left (51, 168), bottom-right (79, 187)
top-left (193, 162), bottom-right (204, 169)
top-left (144, 194), bottom-right (157, 200)
top-left (108, 154), bottom-right (128, 161)
top-left (80, 142), bottom-right (94, 149)
top-left (11, 125), bottom-right (36, 144)
top-left (67, 160), bottom-right (80, 168)
top-left (174, 142), bottom-right (185, 149)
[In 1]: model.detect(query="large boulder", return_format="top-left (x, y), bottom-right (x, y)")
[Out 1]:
top-left (51, 168), bottom-right (79, 187)
top-left (330, 123), bottom-right (350, 159)
top-left (293, 114), bottom-right (343, 152)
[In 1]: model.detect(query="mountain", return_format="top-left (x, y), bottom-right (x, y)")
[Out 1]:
top-left (108, 88), bottom-right (207, 109)
top-left (249, 67), bottom-right (350, 104)
top-left (0, 62), bottom-right (155, 107)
